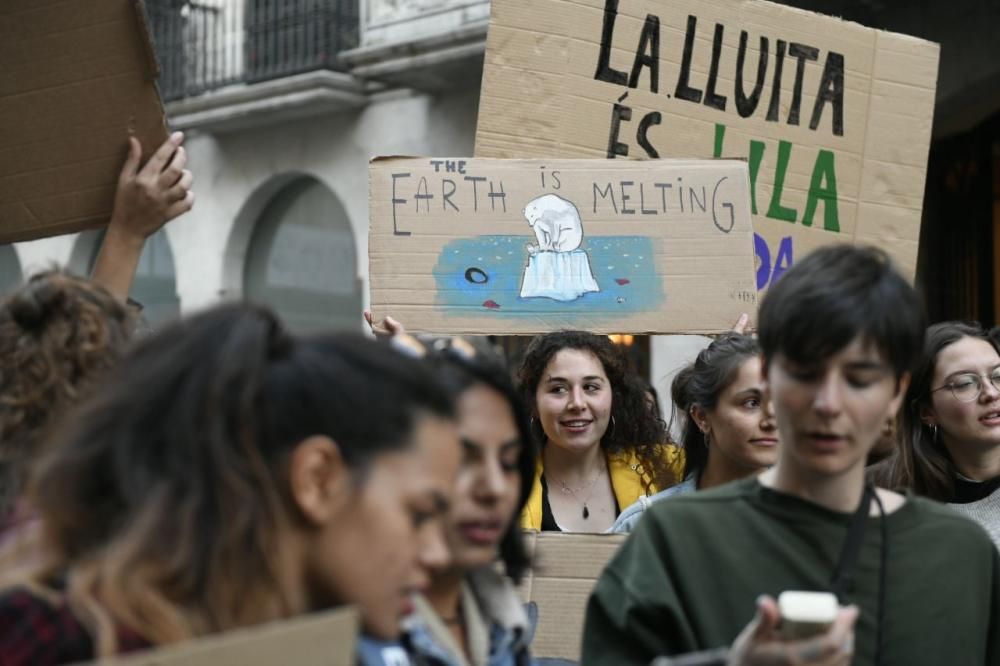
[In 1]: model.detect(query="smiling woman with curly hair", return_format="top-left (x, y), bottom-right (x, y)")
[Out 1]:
top-left (0, 271), bottom-right (132, 536)
top-left (517, 331), bottom-right (683, 532)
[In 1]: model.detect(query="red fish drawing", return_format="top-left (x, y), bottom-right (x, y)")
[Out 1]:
top-left (615, 278), bottom-right (631, 286)
top-left (483, 300), bottom-right (501, 310)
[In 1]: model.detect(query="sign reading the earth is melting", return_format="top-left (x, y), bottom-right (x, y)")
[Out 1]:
top-left (369, 157), bottom-right (757, 335)
top-left (474, 0), bottom-right (940, 286)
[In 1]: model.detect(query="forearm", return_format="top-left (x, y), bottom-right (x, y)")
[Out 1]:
top-left (89, 222), bottom-right (146, 301)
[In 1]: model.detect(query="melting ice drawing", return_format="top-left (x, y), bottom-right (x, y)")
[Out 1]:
top-left (431, 199), bottom-right (663, 321)
top-left (519, 194), bottom-right (600, 302)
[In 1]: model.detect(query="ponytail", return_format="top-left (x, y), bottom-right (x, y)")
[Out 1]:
top-left (671, 333), bottom-right (760, 480)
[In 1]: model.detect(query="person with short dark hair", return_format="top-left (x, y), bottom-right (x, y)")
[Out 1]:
top-left (0, 305), bottom-right (461, 663)
top-left (612, 333), bottom-right (776, 532)
top-left (582, 246), bottom-right (1000, 665)
top-left (877, 321), bottom-right (1000, 548)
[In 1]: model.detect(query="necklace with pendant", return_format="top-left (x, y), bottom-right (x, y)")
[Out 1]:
top-left (554, 466), bottom-right (605, 519)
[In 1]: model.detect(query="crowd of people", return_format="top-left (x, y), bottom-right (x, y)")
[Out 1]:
top-left (0, 137), bottom-right (997, 666)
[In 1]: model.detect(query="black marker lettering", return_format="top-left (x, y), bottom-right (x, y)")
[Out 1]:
top-left (703, 23), bottom-right (728, 111)
top-left (787, 43), bottom-right (819, 126)
top-left (639, 183), bottom-right (656, 214)
top-left (488, 180), bottom-right (507, 212)
top-left (629, 14), bottom-right (660, 93)
top-left (593, 182), bottom-right (618, 213)
top-left (391, 172), bottom-right (411, 236)
top-left (607, 102), bottom-right (632, 158)
top-left (735, 31), bottom-right (768, 118)
top-left (414, 176), bottom-right (433, 212)
top-left (766, 40), bottom-right (786, 123)
top-left (464, 176), bottom-right (486, 211)
top-left (442, 179), bottom-right (459, 212)
top-left (655, 182), bottom-right (672, 211)
top-left (689, 186), bottom-right (707, 213)
top-left (594, 0), bottom-right (629, 85)
top-left (637, 111), bottom-right (662, 158)
top-left (674, 15), bottom-right (704, 103)
top-left (810, 51), bottom-right (845, 136)
top-left (620, 180), bottom-right (636, 214)
top-left (712, 177), bottom-right (735, 232)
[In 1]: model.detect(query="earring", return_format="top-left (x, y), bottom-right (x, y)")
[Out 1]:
top-left (932, 424), bottom-right (939, 442)
top-left (607, 415), bottom-right (617, 438)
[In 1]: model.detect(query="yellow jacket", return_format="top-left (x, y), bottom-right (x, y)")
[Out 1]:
top-left (520, 445), bottom-right (684, 530)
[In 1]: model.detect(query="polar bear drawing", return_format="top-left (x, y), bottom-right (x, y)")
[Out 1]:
top-left (519, 193), bottom-right (599, 302)
top-left (523, 194), bottom-right (584, 254)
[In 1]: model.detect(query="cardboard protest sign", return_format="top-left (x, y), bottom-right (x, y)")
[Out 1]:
top-left (370, 157), bottom-right (757, 335)
top-left (0, 0), bottom-right (167, 243)
top-left (95, 607), bottom-right (358, 666)
top-left (474, 0), bottom-right (940, 286)
top-left (516, 531), bottom-right (627, 661)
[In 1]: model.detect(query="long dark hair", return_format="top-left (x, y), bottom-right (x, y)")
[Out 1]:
top-left (517, 330), bottom-right (675, 492)
top-left (882, 321), bottom-right (1000, 500)
top-left (17, 304), bottom-right (454, 654)
top-left (427, 338), bottom-right (534, 582)
top-left (672, 333), bottom-right (760, 480)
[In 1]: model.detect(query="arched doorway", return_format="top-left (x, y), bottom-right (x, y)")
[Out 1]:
top-left (70, 229), bottom-right (180, 327)
top-left (0, 245), bottom-right (23, 297)
top-left (244, 178), bottom-right (361, 333)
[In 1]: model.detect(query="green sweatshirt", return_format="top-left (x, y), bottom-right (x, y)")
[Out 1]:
top-left (581, 477), bottom-right (1000, 666)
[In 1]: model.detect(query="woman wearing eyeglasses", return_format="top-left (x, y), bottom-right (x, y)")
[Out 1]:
top-left (879, 321), bottom-right (1000, 548)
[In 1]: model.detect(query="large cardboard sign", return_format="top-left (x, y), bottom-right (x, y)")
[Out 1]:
top-left (370, 157), bottom-right (757, 335)
top-left (474, 0), bottom-right (940, 285)
top-left (517, 531), bottom-right (626, 661)
top-left (0, 0), bottom-right (167, 243)
top-left (94, 607), bottom-right (358, 666)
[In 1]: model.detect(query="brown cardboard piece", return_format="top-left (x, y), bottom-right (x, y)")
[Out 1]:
top-left (91, 607), bottom-right (358, 666)
top-left (370, 157), bottom-right (757, 335)
top-left (517, 531), bottom-right (626, 661)
top-left (0, 0), bottom-right (167, 244)
top-left (474, 0), bottom-right (940, 285)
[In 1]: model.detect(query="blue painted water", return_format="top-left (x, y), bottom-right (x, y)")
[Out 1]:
top-left (432, 235), bottom-right (663, 322)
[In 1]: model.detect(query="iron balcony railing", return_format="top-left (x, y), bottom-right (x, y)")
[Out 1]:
top-left (145, 0), bottom-right (360, 101)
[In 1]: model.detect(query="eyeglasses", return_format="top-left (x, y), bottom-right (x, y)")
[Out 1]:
top-left (931, 368), bottom-right (1000, 403)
